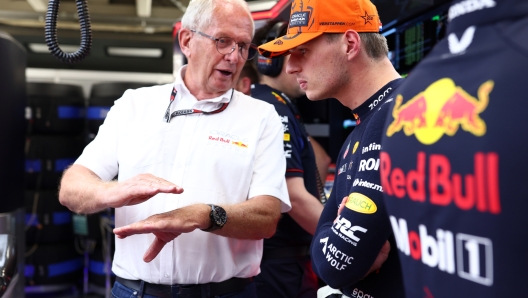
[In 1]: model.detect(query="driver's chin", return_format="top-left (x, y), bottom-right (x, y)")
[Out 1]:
top-left (306, 90), bottom-right (324, 102)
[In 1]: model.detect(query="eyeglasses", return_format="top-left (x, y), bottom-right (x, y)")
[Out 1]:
top-left (190, 29), bottom-right (258, 61)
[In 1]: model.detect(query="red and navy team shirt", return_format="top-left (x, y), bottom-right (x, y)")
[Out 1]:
top-left (381, 0), bottom-right (528, 296)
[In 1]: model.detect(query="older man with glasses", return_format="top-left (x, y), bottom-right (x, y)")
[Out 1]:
top-left (58, 0), bottom-right (290, 297)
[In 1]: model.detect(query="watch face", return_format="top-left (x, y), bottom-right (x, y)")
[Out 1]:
top-left (213, 206), bottom-right (227, 227)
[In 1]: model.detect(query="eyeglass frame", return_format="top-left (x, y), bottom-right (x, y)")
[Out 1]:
top-left (190, 29), bottom-right (258, 61)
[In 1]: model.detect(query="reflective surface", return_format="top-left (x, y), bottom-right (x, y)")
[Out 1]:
top-left (0, 209), bottom-right (24, 298)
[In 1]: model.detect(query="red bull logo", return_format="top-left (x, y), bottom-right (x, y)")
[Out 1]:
top-left (386, 78), bottom-right (493, 145)
top-left (380, 151), bottom-right (501, 214)
top-left (231, 141), bottom-right (248, 148)
top-left (353, 113), bottom-right (361, 125)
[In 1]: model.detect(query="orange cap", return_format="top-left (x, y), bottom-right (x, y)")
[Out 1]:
top-left (258, 0), bottom-right (382, 58)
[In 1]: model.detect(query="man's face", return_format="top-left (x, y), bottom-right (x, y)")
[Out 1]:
top-left (187, 4), bottom-right (253, 98)
top-left (276, 55), bottom-right (305, 99)
top-left (286, 35), bottom-right (348, 101)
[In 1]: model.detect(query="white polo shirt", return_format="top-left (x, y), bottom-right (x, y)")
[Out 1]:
top-left (75, 66), bottom-right (290, 284)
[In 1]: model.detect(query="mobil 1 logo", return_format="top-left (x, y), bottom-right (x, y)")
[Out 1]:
top-left (391, 217), bottom-right (494, 286)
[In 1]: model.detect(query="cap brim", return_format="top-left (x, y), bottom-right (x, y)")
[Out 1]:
top-left (258, 31), bottom-right (324, 58)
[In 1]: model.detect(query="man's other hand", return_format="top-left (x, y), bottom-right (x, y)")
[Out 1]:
top-left (105, 173), bottom-right (184, 208)
top-left (113, 204), bottom-right (210, 262)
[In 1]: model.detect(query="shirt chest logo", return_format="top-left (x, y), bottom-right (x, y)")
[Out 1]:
top-left (208, 130), bottom-right (249, 149)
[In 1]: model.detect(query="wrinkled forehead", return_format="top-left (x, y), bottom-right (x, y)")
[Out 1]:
top-left (207, 16), bottom-right (253, 42)
top-left (208, 2), bottom-right (254, 37)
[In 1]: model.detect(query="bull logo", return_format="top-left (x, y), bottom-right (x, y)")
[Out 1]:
top-left (386, 78), bottom-right (493, 145)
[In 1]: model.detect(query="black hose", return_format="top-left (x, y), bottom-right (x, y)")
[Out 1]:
top-left (45, 0), bottom-right (92, 63)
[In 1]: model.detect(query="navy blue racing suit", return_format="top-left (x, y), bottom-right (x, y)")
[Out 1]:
top-left (311, 79), bottom-right (405, 297)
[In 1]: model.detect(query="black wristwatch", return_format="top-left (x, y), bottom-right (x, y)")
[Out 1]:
top-left (202, 204), bottom-right (227, 232)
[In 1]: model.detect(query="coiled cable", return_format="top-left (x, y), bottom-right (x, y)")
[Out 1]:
top-left (45, 0), bottom-right (92, 63)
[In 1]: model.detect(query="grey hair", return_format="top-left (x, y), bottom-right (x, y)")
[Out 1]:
top-left (181, 0), bottom-right (254, 35)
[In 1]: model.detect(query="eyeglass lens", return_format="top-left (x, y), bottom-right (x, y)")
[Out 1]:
top-left (191, 29), bottom-right (257, 60)
top-left (216, 37), bottom-right (257, 60)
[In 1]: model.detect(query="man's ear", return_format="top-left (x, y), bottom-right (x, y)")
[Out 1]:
top-left (179, 28), bottom-right (193, 57)
top-left (236, 77), bottom-right (252, 96)
top-left (344, 30), bottom-right (361, 60)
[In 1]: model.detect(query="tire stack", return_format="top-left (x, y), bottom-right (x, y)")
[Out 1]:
top-left (85, 82), bottom-right (152, 296)
top-left (24, 82), bottom-right (86, 296)
top-left (87, 82), bottom-right (152, 142)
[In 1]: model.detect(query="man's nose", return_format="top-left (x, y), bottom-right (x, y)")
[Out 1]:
top-left (286, 57), bottom-right (299, 74)
top-left (225, 46), bottom-right (240, 63)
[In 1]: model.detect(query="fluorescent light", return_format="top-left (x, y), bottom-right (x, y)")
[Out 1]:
top-left (136, 0), bottom-right (152, 17)
top-left (26, 0), bottom-right (47, 12)
top-left (28, 43), bottom-right (80, 53)
top-left (106, 47), bottom-right (163, 58)
top-left (382, 28), bottom-right (397, 37)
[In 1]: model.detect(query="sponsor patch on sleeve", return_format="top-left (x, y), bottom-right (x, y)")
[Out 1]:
top-left (345, 192), bottom-right (377, 214)
top-left (272, 92), bottom-right (287, 104)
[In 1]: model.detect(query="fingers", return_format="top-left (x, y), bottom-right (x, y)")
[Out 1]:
top-left (380, 240), bottom-right (391, 255)
top-left (337, 196), bottom-right (348, 215)
top-left (113, 219), bottom-right (156, 238)
top-left (115, 224), bottom-right (181, 263)
top-left (118, 174), bottom-right (184, 207)
top-left (374, 240), bottom-right (391, 268)
top-left (113, 218), bottom-right (181, 263)
top-left (114, 225), bottom-right (139, 238)
top-left (333, 197), bottom-right (349, 224)
top-left (143, 237), bottom-right (168, 263)
top-left (365, 240), bottom-right (391, 277)
top-left (142, 175), bottom-right (184, 194)
top-left (113, 211), bottom-right (180, 237)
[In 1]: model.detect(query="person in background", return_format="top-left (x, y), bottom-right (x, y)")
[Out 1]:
top-left (58, 0), bottom-right (290, 297)
top-left (259, 0), bottom-right (405, 297)
top-left (380, 0), bottom-right (528, 296)
top-left (235, 61), bottom-right (259, 96)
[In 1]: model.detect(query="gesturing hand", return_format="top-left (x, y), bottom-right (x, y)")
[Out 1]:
top-left (113, 204), bottom-right (209, 262)
top-left (105, 173), bottom-right (184, 208)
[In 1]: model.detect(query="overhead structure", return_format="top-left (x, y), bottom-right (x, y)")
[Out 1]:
top-left (136, 0), bottom-right (152, 18)
top-left (26, 0), bottom-right (47, 13)
top-left (0, 0), bottom-right (293, 71)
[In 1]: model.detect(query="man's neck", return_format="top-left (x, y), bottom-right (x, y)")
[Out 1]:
top-left (338, 57), bottom-right (401, 110)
